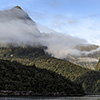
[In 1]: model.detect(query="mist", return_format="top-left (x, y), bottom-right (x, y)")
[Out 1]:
top-left (0, 7), bottom-right (93, 59)
top-left (38, 32), bottom-right (87, 58)
top-left (83, 47), bottom-right (100, 55)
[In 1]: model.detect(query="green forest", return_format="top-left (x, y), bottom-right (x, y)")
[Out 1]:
top-left (0, 59), bottom-right (84, 95)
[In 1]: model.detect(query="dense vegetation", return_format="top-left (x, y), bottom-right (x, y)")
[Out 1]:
top-left (0, 46), bottom-right (100, 93)
top-left (0, 47), bottom-right (45, 65)
top-left (0, 59), bottom-right (84, 95)
top-left (34, 56), bottom-right (100, 93)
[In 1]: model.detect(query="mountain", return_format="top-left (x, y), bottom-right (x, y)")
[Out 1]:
top-left (0, 6), bottom-right (41, 47)
top-left (0, 6), bottom-right (32, 20)
top-left (0, 46), bottom-right (100, 93)
top-left (0, 6), bottom-right (100, 70)
top-left (0, 6), bottom-right (100, 94)
top-left (67, 44), bottom-right (100, 69)
top-left (0, 6), bottom-right (86, 95)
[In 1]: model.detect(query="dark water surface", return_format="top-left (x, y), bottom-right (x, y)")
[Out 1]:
top-left (0, 95), bottom-right (100, 100)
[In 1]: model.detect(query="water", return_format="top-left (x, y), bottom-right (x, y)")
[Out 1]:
top-left (0, 95), bottom-right (100, 100)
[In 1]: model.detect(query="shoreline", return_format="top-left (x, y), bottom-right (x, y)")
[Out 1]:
top-left (0, 90), bottom-right (85, 97)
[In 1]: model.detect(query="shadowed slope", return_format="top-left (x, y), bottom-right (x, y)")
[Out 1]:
top-left (0, 59), bottom-right (84, 95)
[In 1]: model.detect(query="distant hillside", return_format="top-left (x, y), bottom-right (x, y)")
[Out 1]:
top-left (0, 59), bottom-right (84, 95)
top-left (67, 44), bottom-right (100, 69)
top-left (76, 44), bottom-right (99, 51)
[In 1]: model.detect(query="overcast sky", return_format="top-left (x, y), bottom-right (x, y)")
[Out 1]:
top-left (1, 0), bottom-right (100, 45)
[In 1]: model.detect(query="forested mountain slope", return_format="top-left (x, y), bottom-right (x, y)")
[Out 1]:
top-left (0, 59), bottom-right (84, 95)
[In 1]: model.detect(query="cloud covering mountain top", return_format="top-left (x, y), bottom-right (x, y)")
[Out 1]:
top-left (0, 6), bottom-right (97, 59)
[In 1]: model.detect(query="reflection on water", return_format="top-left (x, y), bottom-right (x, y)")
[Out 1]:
top-left (0, 95), bottom-right (100, 100)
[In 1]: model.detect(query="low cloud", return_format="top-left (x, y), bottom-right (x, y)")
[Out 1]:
top-left (38, 31), bottom-right (87, 58)
top-left (83, 47), bottom-right (100, 55)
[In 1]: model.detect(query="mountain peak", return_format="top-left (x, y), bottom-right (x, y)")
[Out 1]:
top-left (13, 6), bottom-right (22, 10)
